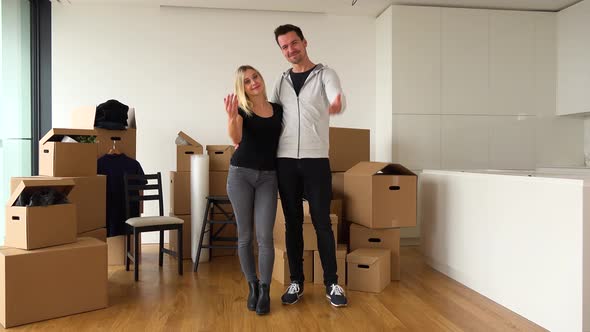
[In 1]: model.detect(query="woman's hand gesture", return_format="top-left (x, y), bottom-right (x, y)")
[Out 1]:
top-left (224, 93), bottom-right (239, 121)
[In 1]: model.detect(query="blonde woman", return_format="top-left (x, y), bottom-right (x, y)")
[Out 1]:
top-left (224, 65), bottom-right (283, 315)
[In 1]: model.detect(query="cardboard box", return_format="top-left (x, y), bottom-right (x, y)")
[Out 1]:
top-left (276, 199), bottom-right (342, 225)
top-left (347, 248), bottom-right (390, 293)
top-left (10, 175), bottom-right (106, 234)
top-left (5, 179), bottom-right (77, 250)
top-left (329, 127), bottom-right (370, 172)
top-left (349, 223), bottom-right (401, 280)
top-left (0, 238), bottom-right (108, 328)
top-left (206, 145), bottom-right (235, 171)
top-left (79, 228), bottom-right (107, 242)
top-left (170, 171), bottom-right (191, 215)
top-left (274, 215), bottom-right (338, 251)
top-left (39, 128), bottom-right (98, 177)
top-left (209, 171), bottom-right (229, 197)
top-left (176, 131), bottom-right (203, 172)
top-left (314, 244), bottom-right (347, 285)
top-left (70, 106), bottom-right (137, 159)
top-left (169, 214), bottom-right (191, 260)
top-left (107, 234), bottom-right (141, 266)
top-left (344, 162), bottom-right (417, 228)
top-left (273, 245), bottom-right (313, 284)
top-left (332, 172), bottom-right (345, 199)
top-left (95, 128), bottom-right (137, 159)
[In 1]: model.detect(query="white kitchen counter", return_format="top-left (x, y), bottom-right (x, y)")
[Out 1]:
top-left (420, 169), bottom-right (590, 332)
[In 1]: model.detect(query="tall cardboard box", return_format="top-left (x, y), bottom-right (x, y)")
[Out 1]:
top-left (349, 223), bottom-right (401, 280)
top-left (170, 171), bottom-right (191, 215)
top-left (5, 179), bottom-right (77, 250)
top-left (0, 238), bottom-right (108, 328)
top-left (169, 214), bottom-right (191, 260)
top-left (209, 171), bottom-right (229, 197)
top-left (79, 228), bottom-right (107, 242)
top-left (314, 244), bottom-right (347, 285)
top-left (347, 248), bottom-right (390, 293)
top-left (206, 145), bottom-right (234, 171)
top-left (274, 215), bottom-right (338, 251)
top-left (176, 131), bottom-right (203, 172)
top-left (39, 129), bottom-right (98, 177)
top-left (344, 162), bottom-right (417, 228)
top-left (273, 245), bottom-right (313, 284)
top-left (10, 176), bottom-right (106, 234)
top-left (70, 106), bottom-right (137, 159)
top-left (328, 127), bottom-right (370, 172)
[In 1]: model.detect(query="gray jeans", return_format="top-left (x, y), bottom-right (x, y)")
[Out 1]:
top-left (226, 165), bottom-right (277, 285)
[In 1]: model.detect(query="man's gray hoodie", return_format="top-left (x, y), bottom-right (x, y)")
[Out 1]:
top-left (270, 64), bottom-right (346, 159)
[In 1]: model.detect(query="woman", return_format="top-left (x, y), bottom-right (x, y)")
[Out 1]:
top-left (224, 65), bottom-right (283, 315)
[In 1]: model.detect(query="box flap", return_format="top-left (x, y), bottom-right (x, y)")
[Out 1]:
top-left (206, 145), bottom-right (235, 154)
top-left (345, 162), bottom-right (391, 176)
top-left (8, 179), bottom-right (75, 207)
top-left (345, 161), bottom-right (416, 176)
top-left (177, 131), bottom-right (202, 147)
top-left (40, 128), bottom-right (97, 145)
top-left (346, 248), bottom-right (389, 265)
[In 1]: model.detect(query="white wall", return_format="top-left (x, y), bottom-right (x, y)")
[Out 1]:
top-left (374, 6), bottom-right (392, 162)
top-left (52, 4), bottom-right (376, 242)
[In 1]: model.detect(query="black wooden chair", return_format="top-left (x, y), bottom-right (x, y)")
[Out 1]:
top-left (124, 172), bottom-right (184, 281)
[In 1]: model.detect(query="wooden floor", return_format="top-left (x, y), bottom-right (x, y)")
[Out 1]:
top-left (6, 245), bottom-right (546, 332)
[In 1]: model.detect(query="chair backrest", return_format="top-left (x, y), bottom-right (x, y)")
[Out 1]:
top-left (123, 172), bottom-right (164, 219)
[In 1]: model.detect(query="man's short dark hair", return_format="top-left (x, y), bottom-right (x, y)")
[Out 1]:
top-left (274, 24), bottom-right (305, 45)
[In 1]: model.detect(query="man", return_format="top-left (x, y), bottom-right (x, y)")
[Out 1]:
top-left (270, 24), bottom-right (347, 307)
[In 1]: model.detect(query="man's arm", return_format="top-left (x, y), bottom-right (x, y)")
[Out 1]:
top-left (269, 75), bottom-right (283, 105)
top-left (323, 68), bottom-right (346, 114)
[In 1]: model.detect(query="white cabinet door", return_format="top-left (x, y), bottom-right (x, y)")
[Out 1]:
top-left (489, 11), bottom-right (535, 115)
top-left (392, 6), bottom-right (441, 115)
top-left (441, 8), bottom-right (489, 115)
top-left (557, 0), bottom-right (590, 115)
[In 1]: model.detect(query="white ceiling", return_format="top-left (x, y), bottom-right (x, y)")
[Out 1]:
top-left (69, 0), bottom-right (583, 16)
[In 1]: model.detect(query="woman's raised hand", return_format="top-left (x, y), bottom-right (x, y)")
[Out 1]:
top-left (224, 93), bottom-right (239, 121)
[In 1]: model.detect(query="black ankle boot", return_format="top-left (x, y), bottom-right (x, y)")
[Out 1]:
top-left (247, 281), bottom-right (259, 311)
top-left (256, 283), bottom-right (270, 315)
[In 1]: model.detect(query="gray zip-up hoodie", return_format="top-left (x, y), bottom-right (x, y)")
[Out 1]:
top-left (270, 64), bottom-right (346, 159)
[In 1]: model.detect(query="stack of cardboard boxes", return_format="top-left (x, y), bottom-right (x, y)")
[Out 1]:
top-left (70, 106), bottom-right (138, 265)
top-left (271, 127), bottom-right (369, 285)
top-left (343, 162), bottom-right (417, 293)
top-left (206, 145), bottom-right (236, 257)
top-left (169, 131), bottom-right (203, 260)
top-left (1, 130), bottom-right (108, 327)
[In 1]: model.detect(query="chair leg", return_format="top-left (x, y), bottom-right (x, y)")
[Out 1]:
top-left (125, 231), bottom-right (131, 271)
top-left (134, 229), bottom-right (140, 282)
top-left (178, 225), bottom-right (183, 276)
top-left (159, 230), bottom-right (164, 267)
top-left (194, 199), bottom-right (211, 272)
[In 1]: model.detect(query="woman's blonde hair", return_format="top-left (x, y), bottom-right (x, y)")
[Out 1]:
top-left (234, 65), bottom-right (267, 116)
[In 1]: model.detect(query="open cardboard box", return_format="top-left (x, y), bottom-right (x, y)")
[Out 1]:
top-left (176, 131), bottom-right (203, 172)
top-left (344, 162), bottom-right (417, 229)
top-left (71, 106), bottom-right (137, 159)
top-left (10, 175), bottom-right (106, 234)
top-left (5, 179), bottom-right (77, 250)
top-left (39, 128), bottom-right (98, 177)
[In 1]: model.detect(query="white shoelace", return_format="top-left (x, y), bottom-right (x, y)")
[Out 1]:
top-left (287, 282), bottom-right (300, 294)
top-left (330, 284), bottom-right (345, 296)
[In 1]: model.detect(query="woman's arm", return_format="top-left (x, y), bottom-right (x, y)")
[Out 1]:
top-left (224, 93), bottom-right (243, 144)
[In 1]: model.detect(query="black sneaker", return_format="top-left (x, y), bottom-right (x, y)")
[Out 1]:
top-left (326, 284), bottom-right (347, 307)
top-left (281, 282), bottom-right (304, 304)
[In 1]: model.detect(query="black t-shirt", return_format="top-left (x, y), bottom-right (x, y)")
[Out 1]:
top-left (230, 102), bottom-right (283, 170)
top-left (290, 65), bottom-right (316, 96)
